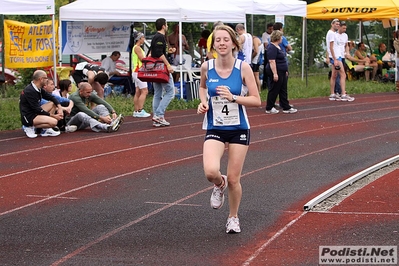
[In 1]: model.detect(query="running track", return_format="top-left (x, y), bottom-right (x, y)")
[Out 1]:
top-left (0, 92), bottom-right (398, 265)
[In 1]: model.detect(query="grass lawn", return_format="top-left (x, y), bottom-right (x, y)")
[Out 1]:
top-left (0, 73), bottom-right (396, 131)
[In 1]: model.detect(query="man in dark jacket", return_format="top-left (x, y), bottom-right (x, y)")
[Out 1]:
top-left (19, 70), bottom-right (63, 138)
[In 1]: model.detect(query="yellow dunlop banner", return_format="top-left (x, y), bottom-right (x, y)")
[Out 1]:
top-left (4, 20), bottom-right (58, 68)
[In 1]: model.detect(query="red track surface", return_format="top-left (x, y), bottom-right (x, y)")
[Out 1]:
top-left (0, 92), bottom-right (398, 265)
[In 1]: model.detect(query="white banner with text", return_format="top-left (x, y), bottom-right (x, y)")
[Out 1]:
top-left (61, 21), bottom-right (130, 55)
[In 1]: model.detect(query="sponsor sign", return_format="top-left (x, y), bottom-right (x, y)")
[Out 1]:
top-left (4, 20), bottom-right (58, 68)
top-left (61, 21), bottom-right (130, 55)
top-left (321, 7), bottom-right (378, 14)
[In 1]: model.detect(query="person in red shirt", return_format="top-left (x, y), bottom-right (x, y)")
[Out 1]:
top-left (198, 29), bottom-right (211, 63)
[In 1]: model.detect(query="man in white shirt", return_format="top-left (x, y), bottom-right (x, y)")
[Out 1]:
top-left (235, 23), bottom-right (253, 65)
top-left (101, 51), bottom-right (121, 77)
top-left (326, 19), bottom-right (354, 102)
top-left (261, 23), bottom-right (274, 49)
top-left (101, 51), bottom-right (134, 95)
top-left (261, 23), bottom-right (274, 89)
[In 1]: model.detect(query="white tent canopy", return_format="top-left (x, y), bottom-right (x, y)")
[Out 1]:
top-left (59, 0), bottom-right (246, 97)
top-left (59, 0), bottom-right (245, 23)
top-left (220, 0), bottom-right (307, 79)
top-left (252, 0), bottom-right (306, 17)
top-left (0, 0), bottom-right (54, 15)
top-left (224, 0), bottom-right (307, 17)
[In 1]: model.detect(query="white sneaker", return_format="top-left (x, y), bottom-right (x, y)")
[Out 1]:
top-left (265, 107), bottom-right (279, 114)
top-left (22, 126), bottom-right (37, 138)
top-left (340, 94), bottom-right (355, 102)
top-left (226, 217), bottom-right (241, 234)
top-left (153, 115), bottom-right (170, 126)
top-left (133, 110), bottom-right (151, 118)
top-left (153, 121), bottom-right (163, 127)
top-left (65, 125), bottom-right (77, 133)
top-left (282, 108), bottom-right (298, 114)
top-left (210, 175), bottom-right (228, 209)
top-left (329, 93), bottom-right (341, 101)
top-left (40, 128), bottom-right (60, 137)
top-left (110, 114), bottom-right (124, 131)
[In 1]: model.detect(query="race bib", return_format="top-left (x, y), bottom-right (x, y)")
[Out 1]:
top-left (211, 96), bottom-right (240, 126)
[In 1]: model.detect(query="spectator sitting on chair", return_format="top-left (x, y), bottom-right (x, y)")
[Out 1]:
top-left (345, 54), bottom-right (372, 81)
top-left (372, 43), bottom-right (392, 76)
top-left (72, 62), bottom-right (109, 99)
top-left (354, 42), bottom-right (378, 80)
top-left (101, 51), bottom-right (134, 96)
top-left (348, 41), bottom-right (356, 56)
top-left (19, 70), bottom-right (63, 138)
top-left (67, 82), bottom-right (124, 133)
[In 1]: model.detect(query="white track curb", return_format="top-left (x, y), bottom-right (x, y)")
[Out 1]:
top-left (303, 155), bottom-right (399, 211)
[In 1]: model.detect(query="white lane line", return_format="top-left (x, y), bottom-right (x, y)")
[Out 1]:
top-left (241, 209), bottom-right (399, 265)
top-left (1, 98), bottom-right (398, 264)
top-left (2, 113), bottom-right (398, 181)
top-left (0, 154), bottom-right (203, 217)
top-left (2, 122), bottom-right (399, 217)
top-left (49, 186), bottom-right (212, 266)
top-left (145, 201), bottom-right (202, 207)
top-left (0, 134), bottom-right (202, 180)
top-left (1, 102), bottom-right (399, 157)
top-left (26, 195), bottom-right (78, 200)
top-left (312, 211), bottom-right (399, 216)
top-left (0, 127), bottom-right (201, 157)
top-left (43, 128), bottom-right (399, 264)
top-left (241, 212), bottom-right (307, 266)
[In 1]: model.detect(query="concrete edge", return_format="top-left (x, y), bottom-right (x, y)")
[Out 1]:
top-left (303, 155), bottom-right (399, 211)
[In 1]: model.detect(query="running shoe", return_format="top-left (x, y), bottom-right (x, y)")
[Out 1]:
top-left (265, 107), bottom-right (279, 114)
top-left (153, 121), bottom-right (163, 127)
top-left (226, 217), bottom-right (241, 234)
top-left (329, 93), bottom-right (341, 101)
top-left (210, 175), bottom-right (228, 209)
top-left (340, 94), bottom-right (355, 102)
top-left (275, 103), bottom-right (294, 108)
top-left (40, 128), bottom-right (61, 137)
top-left (133, 110), bottom-right (151, 118)
top-left (65, 125), bottom-right (77, 133)
top-left (111, 114), bottom-right (124, 131)
top-left (22, 125), bottom-right (37, 138)
top-left (282, 108), bottom-right (298, 114)
top-left (153, 115), bottom-right (170, 126)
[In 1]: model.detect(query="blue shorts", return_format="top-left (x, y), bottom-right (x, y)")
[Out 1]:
top-left (329, 57), bottom-right (343, 65)
top-left (204, 129), bottom-right (250, 145)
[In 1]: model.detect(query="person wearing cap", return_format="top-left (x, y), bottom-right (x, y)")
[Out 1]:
top-left (101, 51), bottom-right (135, 96)
top-left (131, 32), bottom-right (151, 118)
top-left (326, 19), bottom-right (354, 102)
